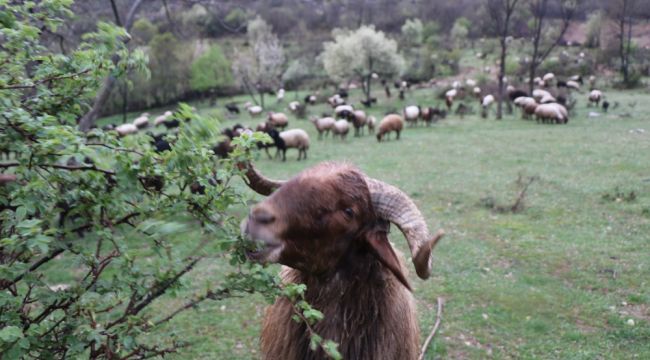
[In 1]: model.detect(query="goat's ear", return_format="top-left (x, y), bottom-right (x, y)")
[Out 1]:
top-left (365, 230), bottom-right (411, 291)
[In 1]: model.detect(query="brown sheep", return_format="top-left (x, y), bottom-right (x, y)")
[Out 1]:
top-left (376, 114), bottom-right (404, 142)
top-left (240, 162), bottom-right (444, 360)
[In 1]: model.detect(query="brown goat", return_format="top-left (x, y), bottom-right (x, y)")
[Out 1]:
top-left (240, 162), bottom-right (444, 360)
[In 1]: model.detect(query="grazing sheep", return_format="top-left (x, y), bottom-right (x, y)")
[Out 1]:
top-left (269, 128), bottom-right (310, 161)
top-left (539, 93), bottom-right (557, 104)
top-left (367, 116), bottom-right (377, 134)
top-left (304, 94), bottom-right (317, 105)
top-left (588, 90), bottom-right (603, 107)
top-left (267, 112), bottom-right (289, 130)
top-left (566, 80), bottom-right (581, 91)
top-left (543, 73), bottom-right (555, 86)
top-left (376, 114), bottom-right (403, 142)
top-left (240, 161), bottom-right (443, 360)
top-left (514, 96), bottom-right (538, 119)
top-left (473, 86), bottom-right (482, 101)
top-left (360, 97), bottom-right (378, 108)
top-left (334, 104), bottom-right (354, 119)
top-left (310, 117), bottom-right (336, 139)
top-left (403, 105), bottom-right (421, 127)
top-left (445, 88), bottom-right (457, 111)
top-left (276, 88), bottom-right (285, 102)
top-left (332, 119), bottom-right (350, 140)
top-left (162, 119), bottom-right (180, 130)
top-left (288, 101), bottom-right (302, 113)
top-left (328, 94), bottom-right (346, 107)
top-left (466, 78), bottom-right (477, 87)
top-left (352, 110), bottom-right (368, 136)
top-left (248, 105), bottom-right (264, 117)
top-left (133, 115), bottom-right (149, 129)
top-left (115, 123), bottom-right (138, 137)
top-left (225, 103), bottom-right (240, 114)
top-left (532, 89), bottom-right (553, 102)
top-left (149, 133), bottom-right (172, 153)
top-left (481, 94), bottom-right (495, 118)
top-left (535, 103), bottom-right (568, 124)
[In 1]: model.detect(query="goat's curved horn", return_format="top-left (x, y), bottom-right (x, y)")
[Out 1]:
top-left (366, 177), bottom-right (444, 279)
top-left (238, 162), bottom-right (285, 196)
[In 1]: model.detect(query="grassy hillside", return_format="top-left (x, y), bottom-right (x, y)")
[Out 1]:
top-left (94, 87), bottom-right (650, 359)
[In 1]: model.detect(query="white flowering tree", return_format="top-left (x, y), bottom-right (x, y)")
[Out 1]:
top-left (232, 16), bottom-right (284, 107)
top-left (321, 26), bottom-right (405, 105)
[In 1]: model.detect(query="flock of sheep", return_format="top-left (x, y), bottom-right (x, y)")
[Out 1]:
top-left (102, 71), bottom-right (609, 162)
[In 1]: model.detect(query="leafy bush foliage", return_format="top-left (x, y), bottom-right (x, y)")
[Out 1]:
top-left (190, 44), bottom-right (234, 94)
top-left (0, 3), bottom-right (339, 359)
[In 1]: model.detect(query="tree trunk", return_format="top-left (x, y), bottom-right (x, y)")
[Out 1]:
top-left (497, 37), bottom-right (507, 120)
top-left (78, 0), bottom-right (146, 131)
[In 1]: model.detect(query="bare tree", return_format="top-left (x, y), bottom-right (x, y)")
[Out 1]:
top-left (526, 0), bottom-right (577, 94)
top-left (609, 0), bottom-right (639, 85)
top-left (486, 0), bottom-right (521, 120)
top-left (78, 0), bottom-right (147, 131)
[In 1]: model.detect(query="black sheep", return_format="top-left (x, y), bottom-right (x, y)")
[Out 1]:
top-left (225, 103), bottom-right (240, 114)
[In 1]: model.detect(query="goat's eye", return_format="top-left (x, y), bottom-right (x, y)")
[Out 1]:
top-left (343, 208), bottom-right (354, 219)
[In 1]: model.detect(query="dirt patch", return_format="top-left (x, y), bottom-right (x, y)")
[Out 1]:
top-left (621, 303), bottom-right (650, 322)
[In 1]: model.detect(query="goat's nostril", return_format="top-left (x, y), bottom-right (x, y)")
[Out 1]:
top-left (253, 209), bottom-right (275, 224)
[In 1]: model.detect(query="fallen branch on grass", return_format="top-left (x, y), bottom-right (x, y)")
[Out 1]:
top-left (419, 297), bottom-right (445, 360)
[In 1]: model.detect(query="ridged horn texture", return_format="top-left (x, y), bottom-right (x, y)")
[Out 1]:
top-left (240, 162), bottom-right (285, 196)
top-left (365, 177), bottom-right (444, 279)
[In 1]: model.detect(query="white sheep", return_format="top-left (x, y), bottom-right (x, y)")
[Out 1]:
top-left (332, 119), bottom-right (350, 140)
top-left (589, 90), bottom-right (603, 107)
top-left (473, 86), bottom-right (482, 99)
top-left (132, 115), bottom-right (149, 129)
top-left (277, 128), bottom-right (309, 161)
top-left (276, 88), bottom-right (285, 101)
top-left (310, 117), bottom-right (336, 139)
top-left (543, 73), bottom-right (555, 84)
top-left (566, 80), bottom-right (581, 91)
top-left (367, 116), bottom-right (377, 134)
top-left (532, 89), bottom-right (552, 102)
top-left (481, 94), bottom-right (495, 118)
top-left (535, 103), bottom-right (568, 124)
top-left (116, 123), bottom-right (138, 137)
top-left (288, 101), bottom-right (301, 113)
top-left (248, 105), bottom-right (264, 117)
top-left (403, 105), bottom-right (420, 127)
top-left (466, 79), bottom-right (477, 87)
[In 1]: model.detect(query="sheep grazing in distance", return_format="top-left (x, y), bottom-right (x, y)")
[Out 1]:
top-left (276, 88), bottom-right (285, 102)
top-left (240, 161), bottom-right (444, 359)
top-left (247, 104), bottom-right (264, 117)
top-left (473, 86), bottom-right (482, 101)
top-left (513, 96), bottom-right (538, 120)
top-left (310, 116), bottom-right (336, 139)
top-left (352, 110), bottom-right (368, 136)
top-left (332, 119), bottom-right (350, 140)
top-left (267, 112), bottom-right (289, 130)
top-left (367, 116), bottom-right (376, 134)
top-left (328, 94), bottom-right (346, 107)
top-left (376, 114), bottom-right (404, 142)
top-left (543, 73), bottom-right (555, 86)
top-left (133, 114), bottom-right (149, 129)
top-left (588, 90), bottom-right (603, 107)
top-left (304, 94), bottom-right (317, 105)
top-left (360, 97), bottom-right (378, 108)
top-left (535, 103), bottom-right (568, 124)
top-left (288, 101), bottom-right (302, 113)
top-left (532, 89), bottom-right (553, 103)
top-left (466, 78), bottom-right (477, 87)
top-left (115, 123), bottom-right (138, 137)
top-left (481, 94), bottom-right (495, 118)
top-left (445, 88), bottom-right (457, 111)
top-left (334, 104), bottom-right (354, 119)
top-left (566, 80), bottom-right (581, 91)
top-left (149, 133), bottom-right (172, 153)
top-left (154, 110), bottom-right (173, 127)
top-left (403, 105), bottom-right (421, 127)
top-left (268, 128), bottom-right (310, 161)
top-left (225, 103), bottom-right (240, 115)
top-left (569, 75), bottom-right (583, 84)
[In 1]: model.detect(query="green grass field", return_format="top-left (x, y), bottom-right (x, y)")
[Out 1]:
top-left (97, 86), bottom-right (650, 359)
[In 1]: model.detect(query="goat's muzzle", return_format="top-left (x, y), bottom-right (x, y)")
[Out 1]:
top-left (240, 207), bottom-right (284, 263)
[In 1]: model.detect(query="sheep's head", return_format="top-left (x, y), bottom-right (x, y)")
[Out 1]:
top-left (240, 162), bottom-right (444, 290)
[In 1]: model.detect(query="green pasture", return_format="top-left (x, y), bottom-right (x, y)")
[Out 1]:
top-left (94, 86), bottom-right (650, 359)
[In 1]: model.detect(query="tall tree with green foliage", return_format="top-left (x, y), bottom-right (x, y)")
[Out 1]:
top-left (322, 26), bottom-right (404, 105)
top-left (0, 3), bottom-right (340, 359)
top-left (190, 44), bottom-right (233, 101)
